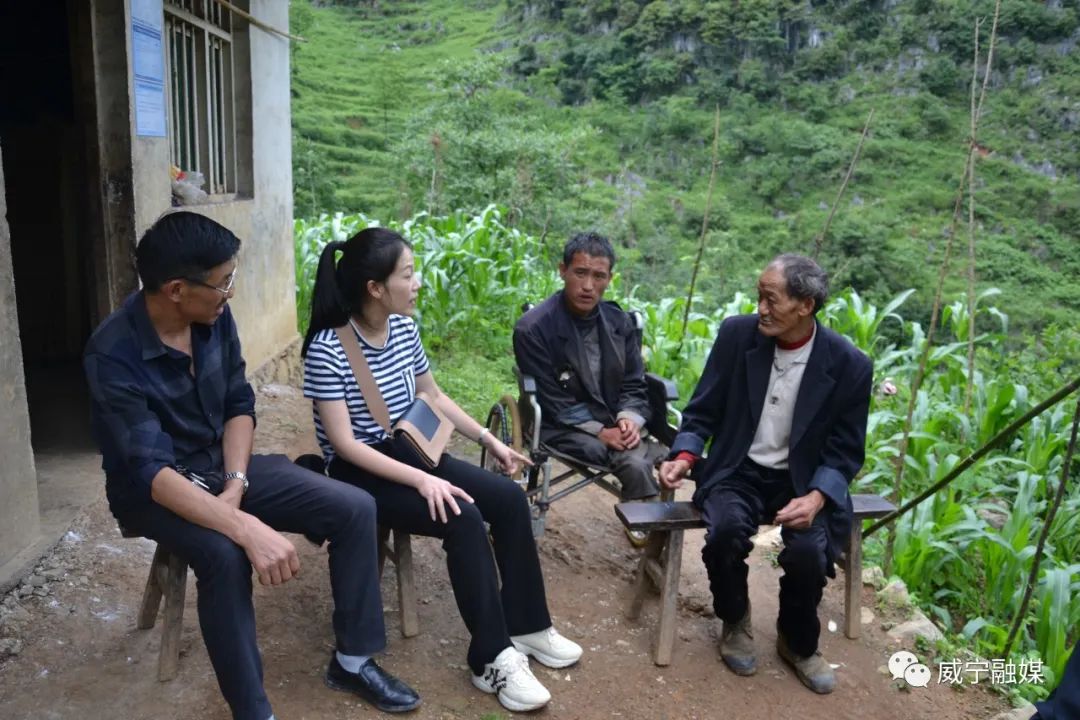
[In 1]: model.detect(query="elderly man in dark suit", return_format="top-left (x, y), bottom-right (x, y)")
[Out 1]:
top-left (514, 232), bottom-right (662, 544)
top-left (659, 254), bottom-right (872, 694)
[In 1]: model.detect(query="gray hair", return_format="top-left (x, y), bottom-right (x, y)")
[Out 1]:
top-left (767, 254), bottom-right (829, 313)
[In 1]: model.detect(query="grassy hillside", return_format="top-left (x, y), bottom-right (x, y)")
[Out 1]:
top-left (289, 0), bottom-right (1080, 333)
top-left (290, 0), bottom-right (508, 217)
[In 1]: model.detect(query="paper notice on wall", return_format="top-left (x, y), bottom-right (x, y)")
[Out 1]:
top-left (132, 0), bottom-right (166, 137)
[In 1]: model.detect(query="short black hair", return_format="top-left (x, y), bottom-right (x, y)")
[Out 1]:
top-left (562, 231), bottom-right (615, 269)
top-left (135, 211), bottom-right (241, 291)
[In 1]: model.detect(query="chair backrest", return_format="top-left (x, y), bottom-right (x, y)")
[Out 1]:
top-left (512, 364), bottom-right (537, 444)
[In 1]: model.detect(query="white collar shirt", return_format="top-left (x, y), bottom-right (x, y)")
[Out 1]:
top-left (748, 325), bottom-right (817, 470)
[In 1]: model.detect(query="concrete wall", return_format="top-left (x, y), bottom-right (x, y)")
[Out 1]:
top-left (0, 144), bottom-right (41, 569)
top-left (130, 0), bottom-right (297, 370)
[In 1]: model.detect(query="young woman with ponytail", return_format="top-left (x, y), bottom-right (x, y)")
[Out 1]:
top-left (301, 228), bottom-right (582, 713)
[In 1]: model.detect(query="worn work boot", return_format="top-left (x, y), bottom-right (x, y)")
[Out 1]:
top-left (719, 605), bottom-right (757, 676)
top-left (624, 526), bottom-right (649, 548)
top-left (776, 632), bottom-right (836, 694)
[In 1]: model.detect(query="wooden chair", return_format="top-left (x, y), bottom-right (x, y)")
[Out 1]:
top-left (615, 493), bottom-right (896, 666)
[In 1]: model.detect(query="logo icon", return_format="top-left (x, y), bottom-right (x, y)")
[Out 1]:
top-left (889, 650), bottom-right (932, 688)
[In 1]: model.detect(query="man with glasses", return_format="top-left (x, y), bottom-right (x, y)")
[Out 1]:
top-left (513, 232), bottom-right (662, 546)
top-left (83, 212), bottom-right (421, 720)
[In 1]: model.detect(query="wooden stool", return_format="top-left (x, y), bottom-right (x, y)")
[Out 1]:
top-left (122, 522), bottom-right (421, 680)
top-left (615, 493), bottom-right (896, 665)
top-left (127, 535), bottom-right (189, 682)
top-left (377, 526), bottom-right (419, 638)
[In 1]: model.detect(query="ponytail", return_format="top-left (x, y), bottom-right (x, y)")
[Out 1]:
top-left (301, 228), bottom-right (410, 357)
top-left (301, 241), bottom-right (348, 356)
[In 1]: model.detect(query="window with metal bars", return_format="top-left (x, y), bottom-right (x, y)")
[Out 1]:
top-left (163, 0), bottom-right (237, 197)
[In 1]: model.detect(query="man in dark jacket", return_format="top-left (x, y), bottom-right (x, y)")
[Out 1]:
top-left (659, 254), bottom-right (872, 695)
top-left (514, 233), bottom-right (662, 541)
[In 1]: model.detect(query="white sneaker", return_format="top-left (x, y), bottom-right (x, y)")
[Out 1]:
top-left (472, 647), bottom-right (551, 712)
top-left (511, 626), bottom-right (583, 668)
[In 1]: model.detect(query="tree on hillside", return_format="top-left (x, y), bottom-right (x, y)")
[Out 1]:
top-left (393, 55), bottom-right (592, 227)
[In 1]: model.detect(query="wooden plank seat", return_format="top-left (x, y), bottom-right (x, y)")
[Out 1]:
top-left (121, 524), bottom-right (420, 681)
top-left (615, 493), bottom-right (896, 666)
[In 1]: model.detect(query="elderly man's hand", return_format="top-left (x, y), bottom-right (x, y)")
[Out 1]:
top-left (773, 490), bottom-right (826, 530)
top-left (658, 459), bottom-right (690, 490)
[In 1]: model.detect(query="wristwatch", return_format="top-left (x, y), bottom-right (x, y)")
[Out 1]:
top-left (225, 471), bottom-right (249, 495)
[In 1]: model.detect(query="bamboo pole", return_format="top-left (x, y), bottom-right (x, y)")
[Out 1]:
top-left (677, 106), bottom-right (721, 351)
top-left (1003, 393), bottom-right (1080, 657)
top-left (964, 20), bottom-right (982, 416)
top-left (813, 109), bottom-right (874, 261)
top-left (213, 0), bottom-right (307, 42)
top-left (964, 2), bottom-right (1001, 415)
top-left (866, 373), bottom-right (1080, 537)
top-left (884, 2), bottom-right (1001, 573)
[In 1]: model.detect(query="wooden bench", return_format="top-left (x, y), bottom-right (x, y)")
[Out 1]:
top-left (615, 493), bottom-right (896, 666)
top-left (124, 525), bottom-right (419, 681)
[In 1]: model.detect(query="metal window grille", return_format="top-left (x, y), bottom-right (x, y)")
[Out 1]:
top-left (164, 0), bottom-right (237, 196)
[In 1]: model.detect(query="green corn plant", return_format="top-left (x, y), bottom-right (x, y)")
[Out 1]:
top-left (1033, 565), bottom-right (1077, 686)
top-left (822, 288), bottom-right (913, 355)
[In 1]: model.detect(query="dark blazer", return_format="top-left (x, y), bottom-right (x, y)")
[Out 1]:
top-left (671, 314), bottom-right (872, 559)
top-left (513, 291), bottom-right (651, 432)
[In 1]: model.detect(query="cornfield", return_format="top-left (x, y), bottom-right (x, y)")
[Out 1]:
top-left (296, 207), bottom-right (1078, 699)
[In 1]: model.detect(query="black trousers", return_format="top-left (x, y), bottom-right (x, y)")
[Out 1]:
top-left (541, 427), bottom-right (663, 500)
top-left (115, 454), bottom-right (385, 720)
top-left (699, 458), bottom-right (829, 657)
top-left (329, 449), bottom-right (552, 675)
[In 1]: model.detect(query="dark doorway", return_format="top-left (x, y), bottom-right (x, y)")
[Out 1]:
top-left (0, 2), bottom-right (97, 453)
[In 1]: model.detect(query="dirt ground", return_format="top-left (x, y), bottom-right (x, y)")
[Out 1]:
top-left (0, 383), bottom-right (1016, 720)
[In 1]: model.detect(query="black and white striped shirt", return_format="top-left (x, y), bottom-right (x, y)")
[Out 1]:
top-left (303, 316), bottom-right (431, 464)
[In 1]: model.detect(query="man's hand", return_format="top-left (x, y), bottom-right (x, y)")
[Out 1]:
top-left (658, 459), bottom-right (691, 490)
top-left (236, 515), bottom-right (300, 586)
top-left (219, 477), bottom-right (244, 509)
top-left (773, 490), bottom-right (827, 530)
top-left (616, 417), bottom-right (642, 450)
top-left (598, 426), bottom-right (628, 451)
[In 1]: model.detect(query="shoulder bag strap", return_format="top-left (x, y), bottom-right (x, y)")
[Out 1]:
top-left (334, 324), bottom-right (393, 433)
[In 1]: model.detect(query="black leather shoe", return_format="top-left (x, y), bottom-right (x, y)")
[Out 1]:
top-left (325, 655), bottom-right (421, 713)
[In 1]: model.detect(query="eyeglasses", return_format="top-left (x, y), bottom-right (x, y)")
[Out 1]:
top-left (184, 270), bottom-right (236, 297)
